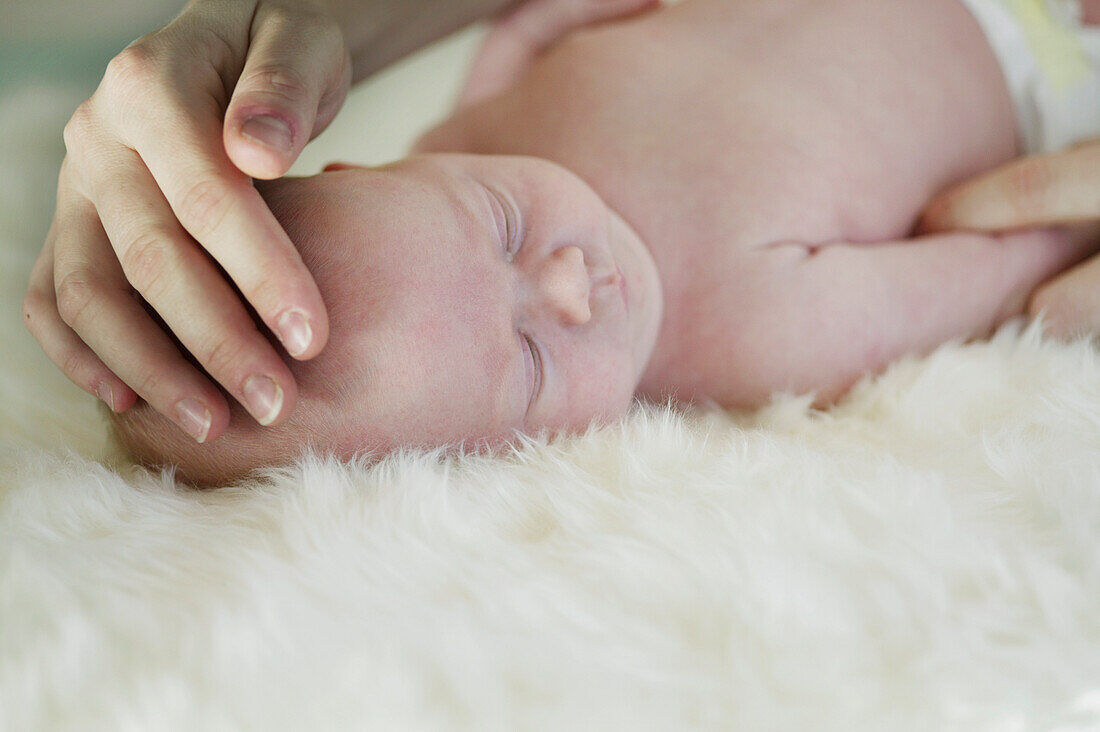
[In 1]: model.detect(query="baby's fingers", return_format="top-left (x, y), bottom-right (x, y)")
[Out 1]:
top-left (921, 139), bottom-right (1100, 232)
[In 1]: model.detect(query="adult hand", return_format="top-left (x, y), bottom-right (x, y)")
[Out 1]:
top-left (23, 0), bottom-right (352, 443)
top-left (919, 138), bottom-right (1100, 339)
top-left (457, 0), bottom-right (660, 109)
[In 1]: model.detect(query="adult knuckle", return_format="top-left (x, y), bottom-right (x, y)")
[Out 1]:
top-left (121, 228), bottom-right (177, 296)
top-left (54, 270), bottom-right (99, 328)
top-left (94, 43), bottom-right (172, 125)
top-left (201, 335), bottom-right (250, 380)
top-left (133, 367), bottom-right (166, 399)
top-left (259, 3), bottom-right (310, 35)
top-left (305, 14), bottom-right (346, 57)
top-left (103, 43), bottom-right (158, 92)
top-left (176, 178), bottom-right (236, 240)
top-left (245, 65), bottom-right (309, 105)
top-left (62, 103), bottom-right (95, 155)
top-left (295, 2), bottom-right (332, 27)
top-left (247, 274), bottom-right (291, 317)
top-left (192, 25), bottom-right (238, 71)
top-left (59, 346), bottom-right (90, 384)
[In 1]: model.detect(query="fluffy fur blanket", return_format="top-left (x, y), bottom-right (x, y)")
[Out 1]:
top-left (3, 30), bottom-right (1100, 732)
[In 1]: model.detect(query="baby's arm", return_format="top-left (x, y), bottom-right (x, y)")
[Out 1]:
top-left (722, 229), bottom-right (1095, 406)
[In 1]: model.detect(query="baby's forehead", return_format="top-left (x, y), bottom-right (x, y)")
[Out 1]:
top-left (325, 276), bottom-right (517, 388)
top-left (298, 269), bottom-right (521, 434)
top-left (314, 217), bottom-right (496, 331)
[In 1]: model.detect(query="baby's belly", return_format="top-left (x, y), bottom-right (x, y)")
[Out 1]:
top-left (660, 0), bottom-right (1019, 246)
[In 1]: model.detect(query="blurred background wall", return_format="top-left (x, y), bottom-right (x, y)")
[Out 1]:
top-left (0, 0), bottom-right (181, 91)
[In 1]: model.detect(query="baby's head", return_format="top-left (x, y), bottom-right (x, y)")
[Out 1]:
top-left (111, 153), bottom-right (663, 483)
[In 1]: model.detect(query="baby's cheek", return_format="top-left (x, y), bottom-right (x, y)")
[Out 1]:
top-left (554, 346), bottom-right (636, 428)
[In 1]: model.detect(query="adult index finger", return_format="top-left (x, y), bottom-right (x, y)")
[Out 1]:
top-left (920, 141), bottom-right (1100, 233)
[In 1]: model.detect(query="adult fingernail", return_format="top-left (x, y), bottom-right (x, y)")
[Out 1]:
top-left (241, 115), bottom-right (292, 154)
top-left (243, 375), bottom-right (283, 426)
top-left (96, 382), bottom-right (115, 411)
top-left (278, 309), bottom-right (313, 357)
top-left (175, 399), bottom-right (212, 443)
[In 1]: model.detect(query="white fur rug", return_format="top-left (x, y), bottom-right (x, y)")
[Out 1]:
top-left (4, 31), bottom-right (1100, 732)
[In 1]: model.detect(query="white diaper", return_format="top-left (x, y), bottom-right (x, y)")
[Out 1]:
top-left (956, 0), bottom-right (1100, 153)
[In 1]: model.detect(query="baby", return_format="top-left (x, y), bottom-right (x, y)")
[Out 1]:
top-left (113, 0), bottom-right (1100, 483)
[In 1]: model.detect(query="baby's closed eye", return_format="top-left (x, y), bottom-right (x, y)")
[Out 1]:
top-left (484, 183), bottom-right (523, 258)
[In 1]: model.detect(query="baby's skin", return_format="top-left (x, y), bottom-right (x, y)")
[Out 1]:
top-left (114, 0), bottom-right (1097, 482)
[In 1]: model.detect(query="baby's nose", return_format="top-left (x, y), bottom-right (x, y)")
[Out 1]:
top-left (536, 245), bottom-right (592, 326)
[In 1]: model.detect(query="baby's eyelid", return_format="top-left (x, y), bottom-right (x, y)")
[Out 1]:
top-left (487, 185), bottom-right (520, 258)
top-left (521, 333), bottom-right (542, 414)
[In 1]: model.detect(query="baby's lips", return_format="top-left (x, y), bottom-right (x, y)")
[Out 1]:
top-left (322, 161), bottom-right (358, 173)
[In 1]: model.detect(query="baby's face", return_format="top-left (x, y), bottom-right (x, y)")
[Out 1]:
top-left (113, 153), bottom-right (663, 482)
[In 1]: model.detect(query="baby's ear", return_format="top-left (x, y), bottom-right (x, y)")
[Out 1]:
top-left (322, 161), bottom-right (361, 173)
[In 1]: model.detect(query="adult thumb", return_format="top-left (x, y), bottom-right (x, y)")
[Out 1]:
top-left (223, 3), bottom-right (351, 180)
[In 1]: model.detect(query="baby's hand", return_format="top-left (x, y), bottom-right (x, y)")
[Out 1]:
top-left (457, 0), bottom-right (660, 109)
top-left (23, 0), bottom-right (352, 443)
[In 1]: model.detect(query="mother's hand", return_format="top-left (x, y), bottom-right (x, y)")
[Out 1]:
top-left (23, 0), bottom-right (351, 443)
top-left (920, 138), bottom-right (1100, 339)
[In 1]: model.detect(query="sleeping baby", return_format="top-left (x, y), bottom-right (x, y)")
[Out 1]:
top-left (112, 0), bottom-right (1100, 483)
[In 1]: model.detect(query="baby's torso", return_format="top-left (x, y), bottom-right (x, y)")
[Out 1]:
top-left (418, 0), bottom-right (1019, 403)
